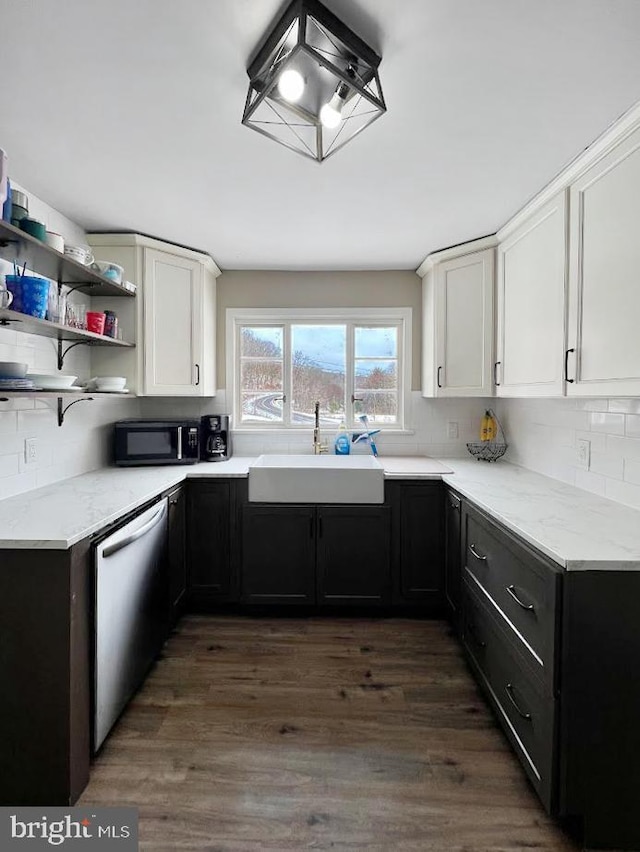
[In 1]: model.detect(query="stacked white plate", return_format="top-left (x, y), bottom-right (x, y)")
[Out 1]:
top-left (0, 377), bottom-right (35, 390)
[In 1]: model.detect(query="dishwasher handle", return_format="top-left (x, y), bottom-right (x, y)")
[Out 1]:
top-left (102, 503), bottom-right (167, 559)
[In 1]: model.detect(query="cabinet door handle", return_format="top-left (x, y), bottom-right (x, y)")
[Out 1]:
top-left (469, 543), bottom-right (487, 561)
top-left (437, 366), bottom-right (443, 388)
top-left (194, 363), bottom-right (200, 385)
top-left (494, 361), bottom-right (501, 386)
top-left (506, 584), bottom-right (535, 612)
top-left (448, 494), bottom-right (460, 511)
top-left (505, 683), bottom-right (532, 721)
top-left (564, 348), bottom-right (575, 384)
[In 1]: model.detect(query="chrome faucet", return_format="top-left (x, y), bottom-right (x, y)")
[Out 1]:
top-left (313, 401), bottom-right (328, 454)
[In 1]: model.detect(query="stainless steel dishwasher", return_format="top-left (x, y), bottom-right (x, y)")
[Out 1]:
top-left (94, 497), bottom-right (168, 752)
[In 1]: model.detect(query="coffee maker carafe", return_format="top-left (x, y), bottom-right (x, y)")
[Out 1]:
top-left (200, 414), bottom-right (231, 462)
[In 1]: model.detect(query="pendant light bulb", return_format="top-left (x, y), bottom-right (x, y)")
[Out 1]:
top-left (277, 69), bottom-right (305, 102)
top-left (320, 79), bottom-right (351, 129)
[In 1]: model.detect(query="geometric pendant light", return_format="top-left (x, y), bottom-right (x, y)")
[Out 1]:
top-left (242, 0), bottom-right (386, 162)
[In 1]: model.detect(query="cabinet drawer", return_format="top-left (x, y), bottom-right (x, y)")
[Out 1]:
top-left (463, 504), bottom-right (559, 680)
top-left (462, 579), bottom-right (556, 811)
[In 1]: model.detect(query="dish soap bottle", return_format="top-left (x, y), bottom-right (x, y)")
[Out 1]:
top-left (334, 422), bottom-right (351, 455)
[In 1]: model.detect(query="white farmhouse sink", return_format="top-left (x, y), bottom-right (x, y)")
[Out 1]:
top-left (248, 454), bottom-right (384, 503)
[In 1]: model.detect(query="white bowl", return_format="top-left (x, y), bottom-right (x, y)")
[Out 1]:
top-left (0, 361), bottom-right (28, 378)
top-left (95, 376), bottom-right (127, 392)
top-left (28, 373), bottom-right (78, 390)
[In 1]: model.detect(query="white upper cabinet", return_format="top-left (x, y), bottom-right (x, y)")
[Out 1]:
top-left (495, 191), bottom-right (567, 396)
top-left (566, 124), bottom-right (640, 396)
top-left (420, 240), bottom-right (495, 397)
top-left (88, 233), bottom-right (219, 397)
top-left (143, 247), bottom-right (216, 396)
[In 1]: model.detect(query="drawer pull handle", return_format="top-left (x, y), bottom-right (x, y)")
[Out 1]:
top-left (469, 543), bottom-right (487, 561)
top-left (505, 683), bottom-right (532, 721)
top-left (467, 620), bottom-right (486, 649)
top-left (506, 584), bottom-right (535, 612)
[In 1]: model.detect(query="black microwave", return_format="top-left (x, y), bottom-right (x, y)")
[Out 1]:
top-left (114, 419), bottom-right (200, 466)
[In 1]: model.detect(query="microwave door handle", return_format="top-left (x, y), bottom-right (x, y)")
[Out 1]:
top-left (176, 426), bottom-right (182, 460)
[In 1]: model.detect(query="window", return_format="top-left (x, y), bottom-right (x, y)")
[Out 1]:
top-left (228, 308), bottom-right (411, 429)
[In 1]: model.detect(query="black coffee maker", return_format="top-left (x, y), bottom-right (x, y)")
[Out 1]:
top-left (200, 414), bottom-right (231, 462)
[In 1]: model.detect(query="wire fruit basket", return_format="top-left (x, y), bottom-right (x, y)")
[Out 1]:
top-left (466, 409), bottom-right (507, 462)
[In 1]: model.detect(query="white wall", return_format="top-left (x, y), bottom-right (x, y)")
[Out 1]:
top-left (496, 397), bottom-right (640, 510)
top-left (0, 185), bottom-right (140, 499)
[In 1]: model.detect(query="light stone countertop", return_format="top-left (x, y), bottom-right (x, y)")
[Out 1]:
top-left (1, 454), bottom-right (640, 570)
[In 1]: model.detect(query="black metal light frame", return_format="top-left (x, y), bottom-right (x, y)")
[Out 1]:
top-left (242, 0), bottom-right (386, 162)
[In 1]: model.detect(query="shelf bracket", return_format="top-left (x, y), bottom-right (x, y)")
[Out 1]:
top-left (59, 282), bottom-right (98, 296)
top-left (58, 339), bottom-right (92, 370)
top-left (58, 396), bottom-right (93, 427)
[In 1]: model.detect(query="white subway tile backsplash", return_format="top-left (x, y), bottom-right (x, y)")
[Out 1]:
top-left (606, 435), bottom-right (640, 461)
top-left (574, 469), bottom-right (607, 496)
top-left (589, 451), bottom-right (624, 480)
top-left (0, 411), bottom-right (18, 433)
top-left (497, 398), bottom-right (640, 512)
top-left (605, 478), bottom-right (640, 510)
top-left (0, 453), bottom-right (20, 478)
top-left (625, 414), bottom-right (640, 438)
top-left (624, 459), bottom-right (640, 486)
top-left (609, 399), bottom-right (640, 414)
top-left (589, 412), bottom-right (625, 434)
top-left (576, 398), bottom-right (611, 412)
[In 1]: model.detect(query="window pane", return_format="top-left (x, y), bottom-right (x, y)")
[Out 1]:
top-left (241, 360), bottom-right (283, 392)
top-left (355, 360), bottom-right (397, 390)
top-left (354, 391), bottom-right (398, 423)
top-left (291, 325), bottom-right (346, 425)
top-left (241, 326), bottom-right (283, 358)
top-left (355, 326), bottom-right (397, 358)
top-left (241, 392), bottom-right (284, 422)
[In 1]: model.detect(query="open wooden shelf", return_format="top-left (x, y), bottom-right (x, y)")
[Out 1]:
top-left (0, 390), bottom-right (134, 399)
top-left (0, 309), bottom-right (135, 347)
top-left (0, 220), bottom-right (136, 297)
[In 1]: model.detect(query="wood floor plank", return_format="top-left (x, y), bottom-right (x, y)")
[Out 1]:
top-left (80, 616), bottom-right (579, 851)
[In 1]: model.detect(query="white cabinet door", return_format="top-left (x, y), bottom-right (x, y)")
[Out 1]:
top-left (567, 126), bottom-right (640, 396)
top-left (143, 248), bottom-right (207, 396)
top-left (496, 192), bottom-right (567, 397)
top-left (429, 248), bottom-right (494, 397)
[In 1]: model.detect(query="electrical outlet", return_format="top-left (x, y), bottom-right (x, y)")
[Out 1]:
top-left (577, 438), bottom-right (590, 470)
top-left (24, 437), bottom-right (38, 465)
top-left (447, 421), bottom-right (459, 439)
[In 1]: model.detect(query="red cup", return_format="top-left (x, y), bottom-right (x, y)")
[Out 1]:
top-left (86, 311), bottom-right (106, 334)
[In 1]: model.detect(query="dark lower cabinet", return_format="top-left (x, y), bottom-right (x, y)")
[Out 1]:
top-left (316, 506), bottom-right (391, 605)
top-left (460, 500), bottom-right (640, 851)
top-left (241, 505), bottom-right (315, 605)
top-left (444, 489), bottom-right (462, 623)
top-left (388, 481), bottom-right (445, 608)
top-left (167, 486), bottom-right (187, 625)
top-left (187, 479), bottom-right (243, 606)
top-left (240, 503), bottom-right (391, 606)
top-left (0, 542), bottom-right (91, 805)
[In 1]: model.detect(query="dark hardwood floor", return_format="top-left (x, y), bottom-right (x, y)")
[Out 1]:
top-left (80, 616), bottom-right (579, 851)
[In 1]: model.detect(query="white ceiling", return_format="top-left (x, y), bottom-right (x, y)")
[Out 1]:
top-left (1, 0), bottom-right (640, 270)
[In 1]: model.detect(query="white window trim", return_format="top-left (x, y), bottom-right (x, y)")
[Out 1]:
top-left (226, 307), bottom-right (412, 433)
